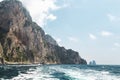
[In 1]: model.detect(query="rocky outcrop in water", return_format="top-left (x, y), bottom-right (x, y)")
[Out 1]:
top-left (0, 0), bottom-right (87, 64)
top-left (89, 60), bottom-right (96, 65)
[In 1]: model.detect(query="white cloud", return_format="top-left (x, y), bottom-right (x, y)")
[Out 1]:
top-left (68, 37), bottom-right (79, 42)
top-left (107, 14), bottom-right (120, 22)
top-left (0, 0), bottom-right (68, 27)
top-left (53, 37), bottom-right (62, 45)
top-left (112, 43), bottom-right (120, 51)
top-left (101, 31), bottom-right (113, 37)
top-left (89, 34), bottom-right (96, 40)
top-left (47, 14), bottom-right (57, 21)
top-left (20, 0), bottom-right (60, 27)
top-left (114, 43), bottom-right (120, 47)
top-left (56, 38), bottom-right (62, 43)
top-left (107, 14), bottom-right (116, 22)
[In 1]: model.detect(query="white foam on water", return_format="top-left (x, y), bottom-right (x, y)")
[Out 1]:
top-left (11, 65), bottom-right (120, 80)
top-left (12, 66), bottom-right (59, 80)
top-left (49, 65), bottom-right (120, 80)
top-left (67, 69), bottom-right (120, 80)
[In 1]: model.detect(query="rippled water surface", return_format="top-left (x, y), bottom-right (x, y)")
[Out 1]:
top-left (0, 64), bottom-right (120, 80)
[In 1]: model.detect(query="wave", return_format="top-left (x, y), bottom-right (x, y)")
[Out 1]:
top-left (11, 65), bottom-right (120, 80)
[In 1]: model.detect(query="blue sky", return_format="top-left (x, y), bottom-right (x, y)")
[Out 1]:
top-left (43, 0), bottom-right (120, 65)
top-left (1, 0), bottom-right (120, 65)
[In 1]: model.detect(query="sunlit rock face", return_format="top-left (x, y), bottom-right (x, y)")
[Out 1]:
top-left (0, 0), bottom-right (87, 64)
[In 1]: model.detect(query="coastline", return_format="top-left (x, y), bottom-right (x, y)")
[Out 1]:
top-left (0, 61), bottom-right (42, 65)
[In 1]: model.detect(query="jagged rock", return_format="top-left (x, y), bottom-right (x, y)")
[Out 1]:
top-left (89, 60), bottom-right (96, 65)
top-left (45, 34), bottom-right (58, 46)
top-left (0, 0), bottom-right (87, 64)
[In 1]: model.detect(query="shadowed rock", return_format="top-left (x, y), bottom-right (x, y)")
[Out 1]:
top-left (0, 0), bottom-right (87, 64)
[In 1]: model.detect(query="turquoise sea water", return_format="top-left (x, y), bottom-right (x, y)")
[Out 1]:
top-left (0, 64), bottom-right (120, 80)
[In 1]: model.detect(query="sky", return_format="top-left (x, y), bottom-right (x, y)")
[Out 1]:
top-left (0, 0), bottom-right (120, 65)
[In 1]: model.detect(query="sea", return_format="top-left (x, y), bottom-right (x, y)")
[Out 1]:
top-left (0, 64), bottom-right (120, 80)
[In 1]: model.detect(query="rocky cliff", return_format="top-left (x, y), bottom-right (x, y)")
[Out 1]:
top-left (0, 0), bottom-right (87, 64)
top-left (45, 34), bottom-right (58, 46)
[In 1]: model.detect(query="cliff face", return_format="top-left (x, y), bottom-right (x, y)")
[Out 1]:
top-left (45, 34), bottom-right (58, 46)
top-left (0, 0), bottom-right (87, 64)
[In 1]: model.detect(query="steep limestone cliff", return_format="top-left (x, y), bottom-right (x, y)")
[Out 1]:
top-left (0, 0), bottom-right (87, 64)
top-left (45, 34), bottom-right (58, 46)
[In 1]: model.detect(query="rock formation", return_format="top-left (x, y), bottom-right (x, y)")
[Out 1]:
top-left (0, 0), bottom-right (87, 64)
top-left (89, 60), bottom-right (96, 65)
top-left (45, 34), bottom-right (58, 46)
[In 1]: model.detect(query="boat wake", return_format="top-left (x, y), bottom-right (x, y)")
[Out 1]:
top-left (10, 65), bottom-right (120, 80)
